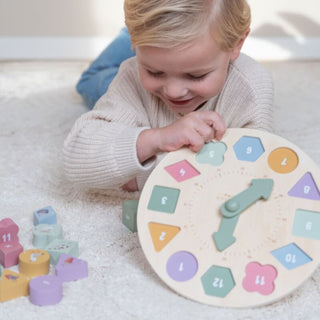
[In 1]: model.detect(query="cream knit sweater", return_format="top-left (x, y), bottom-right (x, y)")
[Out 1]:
top-left (63, 54), bottom-right (274, 192)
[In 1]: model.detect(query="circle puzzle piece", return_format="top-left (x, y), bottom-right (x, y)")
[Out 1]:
top-left (137, 128), bottom-right (320, 308)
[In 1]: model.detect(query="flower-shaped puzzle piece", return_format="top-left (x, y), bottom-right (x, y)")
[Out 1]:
top-left (196, 141), bottom-right (227, 166)
top-left (242, 262), bottom-right (277, 295)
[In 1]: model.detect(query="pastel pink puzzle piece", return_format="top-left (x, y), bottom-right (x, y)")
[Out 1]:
top-left (0, 218), bottom-right (20, 245)
top-left (242, 261), bottom-right (277, 295)
top-left (55, 253), bottom-right (88, 282)
top-left (0, 218), bottom-right (23, 267)
top-left (165, 160), bottom-right (200, 182)
top-left (0, 242), bottom-right (24, 268)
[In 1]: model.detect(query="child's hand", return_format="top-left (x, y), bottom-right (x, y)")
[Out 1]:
top-left (137, 111), bottom-right (226, 164)
top-left (157, 111), bottom-right (226, 153)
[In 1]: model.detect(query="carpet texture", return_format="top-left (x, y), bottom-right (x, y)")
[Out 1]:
top-left (0, 60), bottom-right (319, 320)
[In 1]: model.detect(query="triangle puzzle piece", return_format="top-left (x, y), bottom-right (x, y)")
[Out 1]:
top-left (288, 172), bottom-right (320, 200)
top-left (148, 223), bottom-right (181, 252)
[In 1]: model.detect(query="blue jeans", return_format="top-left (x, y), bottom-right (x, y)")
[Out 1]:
top-left (76, 27), bottom-right (136, 109)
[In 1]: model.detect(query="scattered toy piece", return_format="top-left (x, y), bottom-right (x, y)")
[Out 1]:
top-left (55, 253), bottom-right (88, 282)
top-left (122, 199), bottom-right (138, 232)
top-left (33, 224), bottom-right (63, 249)
top-left (19, 249), bottom-right (50, 278)
top-left (45, 239), bottom-right (79, 265)
top-left (33, 206), bottom-right (57, 226)
top-left (29, 275), bottom-right (63, 306)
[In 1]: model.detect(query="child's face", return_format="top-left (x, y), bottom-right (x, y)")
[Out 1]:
top-left (136, 29), bottom-right (239, 115)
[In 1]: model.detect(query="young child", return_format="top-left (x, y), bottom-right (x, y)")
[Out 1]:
top-left (64, 0), bottom-right (274, 193)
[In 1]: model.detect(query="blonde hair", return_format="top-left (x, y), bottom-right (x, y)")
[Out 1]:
top-left (124, 0), bottom-right (251, 51)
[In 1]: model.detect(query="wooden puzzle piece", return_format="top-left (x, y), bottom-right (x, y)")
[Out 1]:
top-left (45, 239), bottom-right (79, 265)
top-left (201, 265), bottom-right (235, 298)
top-left (19, 249), bottom-right (50, 278)
top-left (166, 251), bottom-right (198, 282)
top-left (165, 160), bottom-right (200, 182)
top-left (292, 209), bottom-right (320, 240)
top-left (33, 223), bottom-right (63, 249)
top-left (196, 141), bottom-right (227, 166)
top-left (288, 172), bottom-right (320, 200)
top-left (233, 136), bottom-right (265, 162)
top-left (0, 218), bottom-right (20, 245)
top-left (0, 242), bottom-right (24, 268)
top-left (271, 243), bottom-right (312, 270)
top-left (29, 275), bottom-right (63, 306)
top-left (148, 223), bottom-right (181, 252)
top-left (242, 262), bottom-right (277, 295)
top-left (33, 206), bottom-right (57, 225)
top-left (0, 269), bottom-right (29, 302)
top-left (268, 147), bottom-right (299, 173)
top-left (122, 200), bottom-right (138, 232)
top-left (55, 253), bottom-right (88, 282)
top-left (148, 186), bottom-right (180, 213)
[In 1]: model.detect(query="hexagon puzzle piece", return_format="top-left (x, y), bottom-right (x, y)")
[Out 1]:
top-left (0, 269), bottom-right (29, 302)
top-left (201, 265), bottom-right (235, 298)
top-left (33, 206), bottom-right (57, 225)
top-left (55, 253), bottom-right (88, 282)
top-left (233, 136), bottom-right (265, 162)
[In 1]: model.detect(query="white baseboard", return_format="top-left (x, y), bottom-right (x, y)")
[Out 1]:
top-left (0, 36), bottom-right (320, 61)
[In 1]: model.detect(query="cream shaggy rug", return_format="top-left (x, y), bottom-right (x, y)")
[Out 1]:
top-left (0, 60), bottom-right (320, 320)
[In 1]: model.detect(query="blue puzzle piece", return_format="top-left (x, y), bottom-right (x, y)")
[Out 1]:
top-left (271, 243), bottom-right (312, 270)
top-left (33, 206), bottom-right (57, 226)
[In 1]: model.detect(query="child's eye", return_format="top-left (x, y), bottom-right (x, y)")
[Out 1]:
top-left (147, 70), bottom-right (164, 77)
top-left (188, 73), bottom-right (209, 81)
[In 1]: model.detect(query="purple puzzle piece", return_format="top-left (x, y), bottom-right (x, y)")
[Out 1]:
top-left (288, 172), bottom-right (320, 200)
top-left (29, 275), bottom-right (63, 306)
top-left (55, 253), bottom-right (88, 282)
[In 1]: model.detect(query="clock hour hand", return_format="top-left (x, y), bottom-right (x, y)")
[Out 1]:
top-left (213, 179), bottom-right (274, 251)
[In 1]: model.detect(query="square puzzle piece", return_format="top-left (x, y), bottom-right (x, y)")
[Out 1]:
top-left (45, 239), bottom-right (79, 265)
top-left (33, 206), bottom-right (57, 225)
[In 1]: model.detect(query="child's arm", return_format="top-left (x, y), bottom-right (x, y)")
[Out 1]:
top-left (136, 111), bottom-right (226, 164)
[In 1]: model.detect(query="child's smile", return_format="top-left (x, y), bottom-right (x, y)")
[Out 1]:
top-left (136, 29), bottom-right (239, 115)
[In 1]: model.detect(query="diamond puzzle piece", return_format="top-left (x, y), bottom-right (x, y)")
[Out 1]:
top-left (165, 160), bottom-right (200, 182)
top-left (271, 243), bottom-right (312, 270)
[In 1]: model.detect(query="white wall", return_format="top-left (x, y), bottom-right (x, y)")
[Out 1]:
top-left (0, 0), bottom-right (319, 60)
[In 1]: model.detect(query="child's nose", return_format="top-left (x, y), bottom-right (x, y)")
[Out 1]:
top-left (163, 80), bottom-right (188, 99)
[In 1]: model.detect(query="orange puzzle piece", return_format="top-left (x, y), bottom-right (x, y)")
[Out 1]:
top-left (0, 269), bottom-right (29, 302)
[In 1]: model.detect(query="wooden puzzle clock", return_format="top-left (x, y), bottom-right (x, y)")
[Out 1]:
top-left (137, 128), bottom-right (320, 308)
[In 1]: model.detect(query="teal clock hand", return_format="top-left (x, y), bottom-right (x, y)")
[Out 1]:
top-left (213, 179), bottom-right (274, 251)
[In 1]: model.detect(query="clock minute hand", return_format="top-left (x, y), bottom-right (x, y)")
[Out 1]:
top-left (213, 179), bottom-right (274, 252)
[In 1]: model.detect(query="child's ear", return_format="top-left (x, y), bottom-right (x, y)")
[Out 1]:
top-left (230, 28), bottom-right (250, 61)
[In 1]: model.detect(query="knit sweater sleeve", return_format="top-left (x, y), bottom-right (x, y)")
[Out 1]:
top-left (63, 58), bottom-right (156, 190)
top-left (216, 54), bottom-right (274, 132)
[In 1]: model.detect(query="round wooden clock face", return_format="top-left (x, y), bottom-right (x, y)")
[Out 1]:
top-left (137, 128), bottom-right (320, 308)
